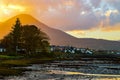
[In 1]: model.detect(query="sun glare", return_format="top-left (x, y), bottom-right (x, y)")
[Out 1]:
top-left (8, 4), bottom-right (26, 12)
top-left (63, 0), bottom-right (74, 9)
top-left (0, 4), bottom-right (27, 22)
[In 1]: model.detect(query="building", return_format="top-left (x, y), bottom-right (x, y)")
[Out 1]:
top-left (0, 45), bottom-right (6, 53)
top-left (50, 45), bottom-right (93, 54)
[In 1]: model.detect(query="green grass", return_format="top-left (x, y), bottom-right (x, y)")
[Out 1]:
top-left (0, 59), bottom-right (31, 67)
top-left (0, 58), bottom-right (54, 77)
top-left (0, 55), bottom-right (23, 59)
top-left (0, 53), bottom-right (55, 77)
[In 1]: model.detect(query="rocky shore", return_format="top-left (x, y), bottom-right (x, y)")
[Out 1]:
top-left (4, 59), bottom-right (120, 80)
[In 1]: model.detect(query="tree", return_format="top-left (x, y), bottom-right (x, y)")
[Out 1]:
top-left (1, 18), bottom-right (22, 53)
top-left (21, 25), bottom-right (49, 53)
top-left (1, 18), bottom-right (50, 54)
top-left (0, 33), bottom-right (14, 53)
top-left (12, 18), bottom-right (22, 53)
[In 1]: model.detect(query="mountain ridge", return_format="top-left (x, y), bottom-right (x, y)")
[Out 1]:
top-left (0, 14), bottom-right (120, 50)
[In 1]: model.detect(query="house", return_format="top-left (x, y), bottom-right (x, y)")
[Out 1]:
top-left (117, 52), bottom-right (120, 54)
top-left (50, 45), bottom-right (94, 54)
top-left (0, 45), bottom-right (6, 53)
top-left (85, 49), bottom-right (93, 54)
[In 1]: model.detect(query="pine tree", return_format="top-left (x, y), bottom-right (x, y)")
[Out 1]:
top-left (12, 18), bottom-right (21, 53)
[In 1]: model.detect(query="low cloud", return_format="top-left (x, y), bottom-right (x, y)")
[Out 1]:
top-left (101, 24), bottom-right (120, 32)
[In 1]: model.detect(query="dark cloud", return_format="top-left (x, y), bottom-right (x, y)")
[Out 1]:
top-left (106, 0), bottom-right (120, 10)
top-left (90, 0), bottom-right (102, 8)
top-left (110, 13), bottom-right (120, 26)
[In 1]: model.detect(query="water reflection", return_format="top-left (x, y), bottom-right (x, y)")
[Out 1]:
top-left (48, 70), bottom-right (120, 79)
top-left (5, 60), bottom-right (120, 80)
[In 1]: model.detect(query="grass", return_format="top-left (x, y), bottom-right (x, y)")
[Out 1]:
top-left (0, 54), bottom-right (55, 77)
top-left (0, 55), bottom-right (23, 59)
top-left (0, 58), bottom-right (54, 67)
top-left (0, 66), bottom-right (31, 77)
top-left (0, 53), bottom-right (119, 77)
top-left (0, 57), bottom-right (30, 77)
top-left (0, 67), bottom-right (23, 76)
top-left (0, 59), bottom-right (31, 67)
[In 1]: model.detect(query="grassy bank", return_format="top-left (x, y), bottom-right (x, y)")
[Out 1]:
top-left (0, 54), bottom-right (54, 77)
top-left (0, 53), bottom-right (119, 77)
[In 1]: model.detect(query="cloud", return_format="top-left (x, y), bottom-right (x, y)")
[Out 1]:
top-left (110, 12), bottom-right (120, 25)
top-left (66, 30), bottom-right (86, 36)
top-left (101, 23), bottom-right (120, 32)
top-left (90, 0), bottom-right (102, 8)
top-left (0, 0), bottom-right (120, 32)
top-left (0, 0), bottom-right (33, 20)
top-left (66, 26), bottom-right (120, 40)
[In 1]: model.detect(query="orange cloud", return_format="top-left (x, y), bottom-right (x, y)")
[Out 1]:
top-left (100, 23), bottom-right (120, 32)
top-left (66, 27), bottom-right (120, 40)
top-left (0, 2), bottom-right (29, 22)
top-left (66, 30), bottom-right (86, 36)
top-left (63, 0), bottom-right (74, 8)
top-left (102, 27), bottom-right (120, 32)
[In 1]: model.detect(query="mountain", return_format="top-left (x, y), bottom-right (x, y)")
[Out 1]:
top-left (0, 14), bottom-right (120, 50)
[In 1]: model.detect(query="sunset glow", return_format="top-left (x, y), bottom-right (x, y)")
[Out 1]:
top-left (0, 1), bottom-right (27, 22)
top-left (66, 29), bottom-right (120, 40)
top-left (0, 0), bottom-right (120, 40)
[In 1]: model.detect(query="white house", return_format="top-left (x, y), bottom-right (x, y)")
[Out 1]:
top-left (85, 50), bottom-right (93, 54)
top-left (0, 45), bottom-right (6, 53)
top-left (116, 52), bottom-right (120, 54)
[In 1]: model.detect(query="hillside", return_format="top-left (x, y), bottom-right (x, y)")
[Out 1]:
top-left (0, 14), bottom-right (120, 50)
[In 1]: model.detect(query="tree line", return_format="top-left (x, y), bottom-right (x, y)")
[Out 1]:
top-left (0, 18), bottom-right (50, 54)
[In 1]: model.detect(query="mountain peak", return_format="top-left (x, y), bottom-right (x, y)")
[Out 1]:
top-left (15, 14), bottom-right (33, 17)
top-left (13, 14), bottom-right (35, 20)
top-left (0, 14), bottom-right (47, 39)
top-left (7, 14), bottom-right (39, 24)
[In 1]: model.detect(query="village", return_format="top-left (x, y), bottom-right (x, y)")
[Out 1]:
top-left (0, 44), bottom-right (120, 55)
top-left (50, 45), bottom-right (120, 55)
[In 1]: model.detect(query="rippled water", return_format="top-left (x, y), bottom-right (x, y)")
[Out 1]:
top-left (5, 60), bottom-right (120, 80)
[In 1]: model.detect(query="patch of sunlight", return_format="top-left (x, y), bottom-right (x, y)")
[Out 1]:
top-left (49, 70), bottom-right (120, 77)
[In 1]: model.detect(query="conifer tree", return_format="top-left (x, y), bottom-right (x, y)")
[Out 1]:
top-left (12, 18), bottom-right (21, 53)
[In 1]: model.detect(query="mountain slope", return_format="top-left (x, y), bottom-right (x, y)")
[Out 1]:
top-left (0, 14), bottom-right (77, 45)
top-left (0, 14), bottom-right (120, 50)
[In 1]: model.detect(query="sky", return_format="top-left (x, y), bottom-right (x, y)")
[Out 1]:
top-left (0, 0), bottom-right (120, 40)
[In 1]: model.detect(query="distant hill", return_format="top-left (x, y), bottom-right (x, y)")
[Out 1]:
top-left (0, 14), bottom-right (120, 50)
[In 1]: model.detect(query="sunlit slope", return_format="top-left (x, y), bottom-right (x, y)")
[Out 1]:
top-left (0, 14), bottom-right (76, 45)
top-left (0, 14), bottom-right (120, 50)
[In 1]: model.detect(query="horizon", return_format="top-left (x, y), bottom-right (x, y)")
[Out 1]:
top-left (0, 0), bottom-right (120, 41)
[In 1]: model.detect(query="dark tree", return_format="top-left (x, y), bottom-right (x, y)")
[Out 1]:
top-left (1, 18), bottom-right (50, 54)
top-left (21, 25), bottom-right (49, 53)
top-left (1, 18), bottom-right (22, 53)
top-left (0, 33), bottom-right (14, 53)
top-left (12, 18), bottom-right (22, 53)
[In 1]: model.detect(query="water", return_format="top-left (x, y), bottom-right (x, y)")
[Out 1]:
top-left (5, 60), bottom-right (120, 80)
